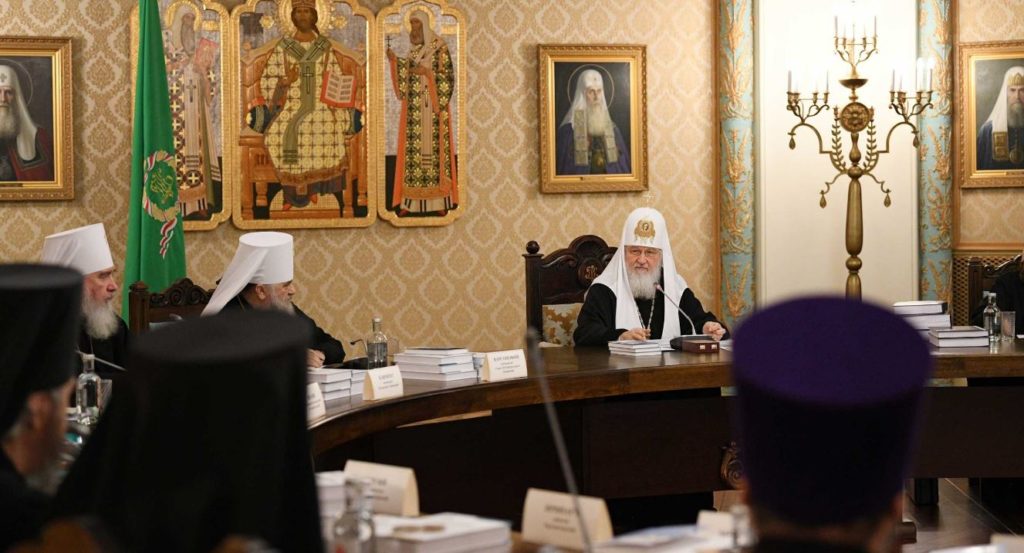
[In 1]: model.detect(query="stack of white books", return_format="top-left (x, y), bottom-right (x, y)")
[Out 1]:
top-left (394, 348), bottom-right (477, 382)
top-left (929, 326), bottom-right (989, 348)
top-left (608, 340), bottom-right (663, 357)
top-left (308, 368), bottom-right (352, 402)
top-left (374, 512), bottom-right (511, 553)
top-left (350, 369), bottom-right (366, 397)
top-left (893, 300), bottom-right (951, 335)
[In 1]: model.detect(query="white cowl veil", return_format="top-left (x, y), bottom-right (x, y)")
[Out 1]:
top-left (591, 207), bottom-right (690, 338)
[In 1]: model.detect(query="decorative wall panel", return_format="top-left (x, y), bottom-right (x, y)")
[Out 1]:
top-left (958, 0), bottom-right (1024, 245)
top-left (0, 0), bottom-right (718, 352)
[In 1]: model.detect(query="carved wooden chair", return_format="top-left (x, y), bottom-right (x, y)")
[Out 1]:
top-left (523, 235), bottom-right (616, 345)
top-left (967, 254), bottom-right (1022, 324)
top-left (128, 278), bottom-right (214, 335)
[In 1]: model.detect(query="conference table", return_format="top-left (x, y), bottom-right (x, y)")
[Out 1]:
top-left (309, 340), bottom-right (1024, 524)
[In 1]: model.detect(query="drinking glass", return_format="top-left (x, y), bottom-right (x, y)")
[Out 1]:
top-left (1001, 311), bottom-right (1016, 340)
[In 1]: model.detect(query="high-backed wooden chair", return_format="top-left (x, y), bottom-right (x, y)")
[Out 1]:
top-left (967, 254), bottom-right (1022, 324)
top-left (128, 278), bottom-right (213, 335)
top-left (523, 235), bottom-right (616, 345)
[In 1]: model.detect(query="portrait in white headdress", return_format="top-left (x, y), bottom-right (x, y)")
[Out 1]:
top-left (0, 61), bottom-right (54, 182)
top-left (977, 64), bottom-right (1024, 170)
top-left (555, 65), bottom-right (632, 176)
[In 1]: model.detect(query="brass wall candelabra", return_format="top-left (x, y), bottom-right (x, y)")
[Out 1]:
top-left (786, 25), bottom-right (932, 299)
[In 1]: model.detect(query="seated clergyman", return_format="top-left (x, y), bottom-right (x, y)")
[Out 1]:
top-left (732, 297), bottom-right (932, 553)
top-left (202, 232), bottom-right (345, 367)
top-left (0, 265), bottom-right (82, 549)
top-left (40, 223), bottom-right (128, 377)
top-left (573, 207), bottom-right (727, 346)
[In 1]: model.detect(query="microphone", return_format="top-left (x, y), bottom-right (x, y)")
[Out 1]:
top-left (76, 350), bottom-right (128, 372)
top-left (526, 328), bottom-right (593, 552)
top-left (654, 283), bottom-right (696, 335)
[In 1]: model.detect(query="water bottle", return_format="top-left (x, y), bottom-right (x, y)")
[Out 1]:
top-left (76, 354), bottom-right (101, 426)
top-left (331, 478), bottom-right (376, 553)
top-left (983, 292), bottom-right (1001, 343)
top-left (367, 317), bottom-right (388, 369)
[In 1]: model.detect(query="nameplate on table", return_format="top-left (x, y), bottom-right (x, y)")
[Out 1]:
top-left (344, 460), bottom-right (419, 516)
top-left (306, 383), bottom-right (326, 421)
top-left (481, 349), bottom-right (527, 382)
top-left (363, 365), bottom-right (404, 400)
top-left (521, 488), bottom-right (612, 549)
top-left (697, 510), bottom-right (734, 535)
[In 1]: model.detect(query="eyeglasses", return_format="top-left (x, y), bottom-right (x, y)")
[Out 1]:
top-left (625, 247), bottom-right (661, 259)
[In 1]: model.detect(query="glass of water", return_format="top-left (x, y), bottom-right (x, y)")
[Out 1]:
top-left (1001, 311), bottom-right (1016, 341)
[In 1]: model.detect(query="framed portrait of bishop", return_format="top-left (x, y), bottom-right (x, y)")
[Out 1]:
top-left (0, 36), bottom-right (73, 201)
top-left (538, 44), bottom-right (647, 193)
top-left (957, 40), bottom-right (1024, 188)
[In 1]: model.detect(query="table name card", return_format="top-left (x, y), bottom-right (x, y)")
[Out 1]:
top-left (344, 460), bottom-right (419, 516)
top-left (521, 488), bottom-right (612, 549)
top-left (306, 383), bottom-right (326, 421)
top-left (481, 349), bottom-right (527, 382)
top-left (364, 365), bottom-right (404, 400)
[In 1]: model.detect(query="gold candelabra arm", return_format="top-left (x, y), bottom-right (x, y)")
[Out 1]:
top-left (786, 92), bottom-right (833, 154)
top-left (819, 170), bottom-right (847, 208)
top-left (861, 171), bottom-right (891, 207)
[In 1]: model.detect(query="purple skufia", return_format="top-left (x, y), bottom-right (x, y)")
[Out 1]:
top-left (732, 296), bottom-right (932, 526)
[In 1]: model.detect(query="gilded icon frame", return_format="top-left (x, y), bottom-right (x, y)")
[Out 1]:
top-left (229, 0), bottom-right (377, 230)
top-left (538, 44), bottom-right (647, 193)
top-left (375, 0), bottom-right (467, 227)
top-left (0, 36), bottom-right (73, 201)
top-left (957, 40), bottom-right (1024, 189)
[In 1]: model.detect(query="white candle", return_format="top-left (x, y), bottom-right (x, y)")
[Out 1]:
top-left (834, 16), bottom-right (838, 37)
top-left (873, 16), bottom-right (877, 37)
top-left (891, 69), bottom-right (895, 91)
top-left (825, 70), bottom-right (830, 93)
top-left (928, 68), bottom-right (933, 91)
top-left (788, 70), bottom-right (792, 93)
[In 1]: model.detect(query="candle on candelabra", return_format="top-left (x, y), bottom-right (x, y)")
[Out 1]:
top-left (891, 69), bottom-right (895, 91)
top-left (788, 70), bottom-right (792, 93)
top-left (873, 15), bottom-right (877, 37)
top-left (825, 70), bottom-right (830, 93)
top-left (834, 16), bottom-right (838, 37)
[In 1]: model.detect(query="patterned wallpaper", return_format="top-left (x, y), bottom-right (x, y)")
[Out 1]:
top-left (0, 0), bottom-right (717, 351)
top-left (958, 0), bottom-right (1024, 245)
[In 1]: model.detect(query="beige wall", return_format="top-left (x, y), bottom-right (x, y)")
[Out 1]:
top-left (0, 0), bottom-right (717, 351)
top-left (958, 0), bottom-right (1024, 245)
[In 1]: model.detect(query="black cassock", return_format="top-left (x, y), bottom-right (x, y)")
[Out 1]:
top-left (0, 449), bottom-right (48, 551)
top-left (221, 294), bottom-right (346, 364)
top-left (573, 281), bottom-right (728, 346)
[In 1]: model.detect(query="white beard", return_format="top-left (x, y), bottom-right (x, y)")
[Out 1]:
top-left (82, 295), bottom-right (120, 340)
top-left (627, 260), bottom-right (662, 300)
top-left (268, 293), bottom-right (296, 315)
top-left (586, 104), bottom-right (611, 137)
top-left (1008, 101), bottom-right (1024, 129)
top-left (0, 107), bottom-right (18, 140)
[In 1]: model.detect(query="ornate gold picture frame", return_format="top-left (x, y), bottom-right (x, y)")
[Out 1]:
top-left (957, 40), bottom-right (1024, 189)
top-left (376, 0), bottom-right (466, 227)
top-left (0, 36), bottom-right (73, 201)
top-left (230, 0), bottom-right (376, 229)
top-left (538, 44), bottom-right (647, 193)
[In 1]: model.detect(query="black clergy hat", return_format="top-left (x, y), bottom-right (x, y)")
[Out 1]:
top-left (52, 310), bottom-right (321, 553)
top-left (0, 264), bottom-right (81, 434)
top-left (732, 296), bottom-right (932, 526)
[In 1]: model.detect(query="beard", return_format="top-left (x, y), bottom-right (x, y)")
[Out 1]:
top-left (1008, 101), bottom-right (1024, 129)
top-left (268, 293), bottom-right (295, 315)
top-left (627, 259), bottom-right (662, 300)
top-left (586, 103), bottom-right (611, 137)
top-left (82, 294), bottom-right (120, 340)
top-left (0, 106), bottom-right (19, 140)
top-left (180, 27), bottom-right (196, 54)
